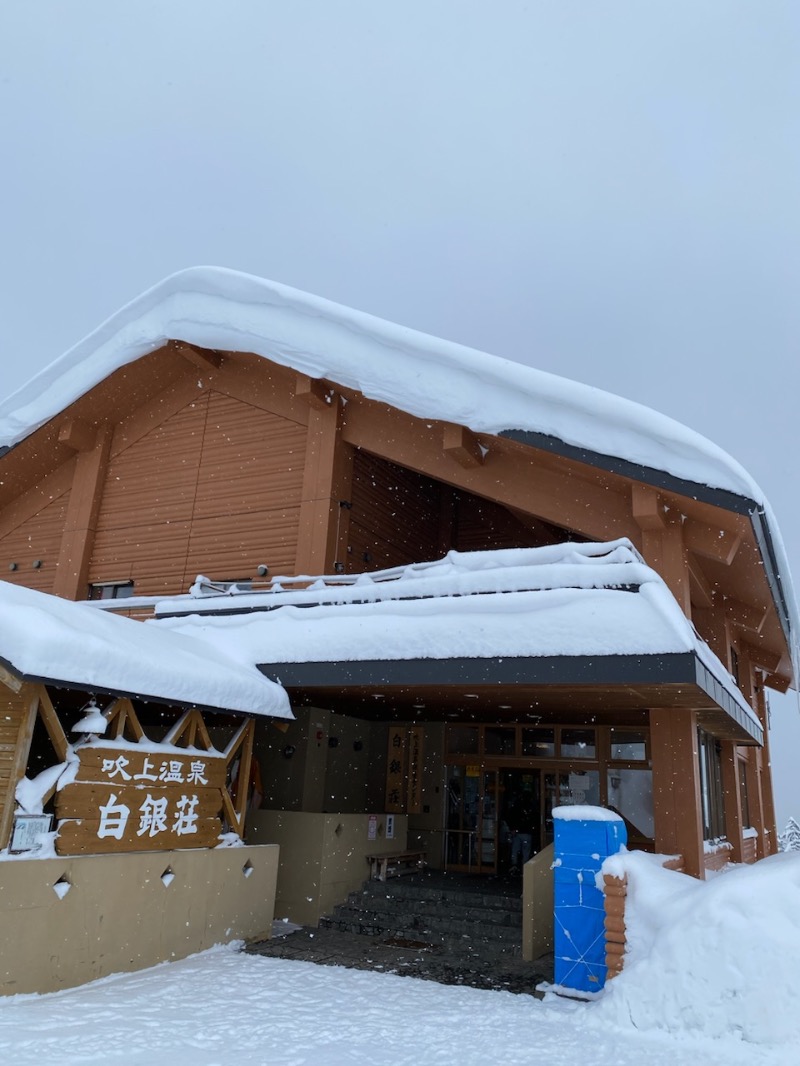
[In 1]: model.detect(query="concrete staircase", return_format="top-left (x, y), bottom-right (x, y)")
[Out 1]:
top-left (319, 871), bottom-right (523, 961)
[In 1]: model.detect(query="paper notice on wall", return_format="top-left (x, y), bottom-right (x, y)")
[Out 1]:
top-left (368, 814), bottom-right (378, 841)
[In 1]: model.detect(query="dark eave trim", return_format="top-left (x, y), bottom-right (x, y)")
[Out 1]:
top-left (500, 429), bottom-right (755, 514)
top-left (257, 650), bottom-right (762, 744)
top-left (501, 428), bottom-right (793, 658)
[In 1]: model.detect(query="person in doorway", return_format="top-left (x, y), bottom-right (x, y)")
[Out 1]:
top-left (506, 789), bottom-right (535, 874)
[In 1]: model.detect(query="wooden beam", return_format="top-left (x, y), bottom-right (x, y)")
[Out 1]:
top-left (688, 556), bottom-right (714, 610)
top-left (105, 697), bottom-right (145, 742)
top-left (719, 740), bottom-right (743, 863)
top-left (631, 484), bottom-right (665, 531)
top-left (234, 719), bottom-right (255, 827)
top-left (58, 419), bottom-right (97, 453)
top-left (442, 423), bottom-right (485, 469)
top-left (341, 396), bottom-right (636, 543)
top-left (36, 686), bottom-right (69, 764)
top-left (295, 374), bottom-right (335, 411)
top-left (684, 520), bottom-right (742, 565)
top-left (739, 642), bottom-right (782, 675)
top-left (726, 598), bottom-right (768, 635)
top-left (0, 687), bottom-right (39, 849)
top-left (169, 339), bottom-right (223, 370)
top-left (650, 708), bottom-right (705, 879)
top-left (0, 664), bottom-right (22, 694)
top-left (52, 423), bottom-right (113, 600)
top-left (296, 394), bottom-right (354, 574)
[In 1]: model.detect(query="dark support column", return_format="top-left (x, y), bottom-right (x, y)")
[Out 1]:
top-left (650, 708), bottom-right (705, 879)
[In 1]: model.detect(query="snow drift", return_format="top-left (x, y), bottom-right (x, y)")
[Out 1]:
top-left (594, 850), bottom-right (800, 1046)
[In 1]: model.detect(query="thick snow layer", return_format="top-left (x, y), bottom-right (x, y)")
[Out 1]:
top-left (0, 268), bottom-right (763, 506)
top-left (0, 945), bottom-right (791, 1066)
top-left (154, 541), bottom-right (693, 662)
top-left (553, 805), bottom-right (623, 822)
top-left (596, 850), bottom-right (800, 1046)
top-left (0, 580), bottom-right (290, 719)
top-left (154, 541), bottom-right (759, 730)
top-left (0, 267), bottom-right (794, 646)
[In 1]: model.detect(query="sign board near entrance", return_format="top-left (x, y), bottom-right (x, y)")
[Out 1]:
top-left (55, 745), bottom-right (226, 855)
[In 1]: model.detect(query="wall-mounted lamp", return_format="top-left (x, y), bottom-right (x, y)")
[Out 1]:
top-left (72, 698), bottom-right (109, 735)
top-left (257, 564), bottom-right (269, 577)
top-left (282, 744), bottom-right (296, 760)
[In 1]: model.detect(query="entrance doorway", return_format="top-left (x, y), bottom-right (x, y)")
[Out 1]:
top-left (444, 765), bottom-right (499, 873)
top-left (444, 764), bottom-right (601, 874)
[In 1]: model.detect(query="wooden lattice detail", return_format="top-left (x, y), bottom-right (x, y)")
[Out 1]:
top-left (223, 718), bottom-right (255, 836)
top-left (105, 698), bottom-right (145, 742)
top-left (35, 686), bottom-right (69, 763)
top-left (164, 708), bottom-right (216, 751)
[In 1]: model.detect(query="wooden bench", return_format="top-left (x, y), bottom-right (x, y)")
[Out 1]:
top-left (367, 850), bottom-right (426, 882)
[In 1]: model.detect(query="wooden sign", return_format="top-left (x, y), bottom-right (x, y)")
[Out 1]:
top-left (385, 727), bottom-right (407, 813)
top-left (384, 727), bottom-right (425, 814)
top-left (407, 727), bottom-right (424, 815)
top-left (54, 745), bottom-right (227, 855)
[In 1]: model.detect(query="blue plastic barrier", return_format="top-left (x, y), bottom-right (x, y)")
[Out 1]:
top-left (553, 808), bottom-right (626, 994)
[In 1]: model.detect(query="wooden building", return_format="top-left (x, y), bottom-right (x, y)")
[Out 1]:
top-left (0, 267), bottom-right (794, 946)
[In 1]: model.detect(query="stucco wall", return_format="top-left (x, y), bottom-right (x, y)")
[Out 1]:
top-left (248, 810), bottom-right (407, 926)
top-left (0, 844), bottom-right (278, 996)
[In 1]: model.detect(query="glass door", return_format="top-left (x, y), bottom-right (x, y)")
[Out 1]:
top-left (444, 765), bottom-right (498, 873)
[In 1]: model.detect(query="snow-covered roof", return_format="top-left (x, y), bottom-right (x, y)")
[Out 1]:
top-left (0, 267), bottom-right (764, 502)
top-left (0, 580), bottom-right (291, 719)
top-left (0, 265), bottom-right (793, 649)
top-left (151, 541), bottom-right (759, 733)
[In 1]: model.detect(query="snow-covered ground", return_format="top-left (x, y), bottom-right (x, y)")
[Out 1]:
top-left (0, 945), bottom-right (793, 1066)
top-left (2, 840), bottom-right (799, 1062)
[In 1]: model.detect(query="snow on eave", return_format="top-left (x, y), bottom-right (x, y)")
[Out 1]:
top-left (0, 266), bottom-right (763, 500)
top-left (0, 266), bottom-right (795, 649)
top-left (0, 580), bottom-right (291, 720)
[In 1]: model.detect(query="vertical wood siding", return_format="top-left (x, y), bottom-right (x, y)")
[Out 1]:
top-left (348, 450), bottom-right (442, 571)
top-left (453, 492), bottom-right (560, 552)
top-left (89, 391), bottom-right (307, 596)
top-left (348, 449), bottom-right (563, 573)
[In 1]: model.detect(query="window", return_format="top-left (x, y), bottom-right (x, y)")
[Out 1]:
top-left (484, 727), bottom-right (515, 756)
top-left (698, 729), bottom-right (726, 841)
top-left (446, 726), bottom-right (479, 756)
top-left (88, 580), bottom-right (134, 601)
top-left (610, 728), bottom-right (647, 762)
top-left (521, 727), bottom-right (555, 758)
top-left (608, 769), bottom-right (654, 839)
top-left (560, 728), bottom-right (596, 759)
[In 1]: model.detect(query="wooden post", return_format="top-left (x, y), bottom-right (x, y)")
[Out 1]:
top-left (719, 740), bottom-right (743, 862)
top-left (631, 486), bottom-right (691, 617)
top-left (737, 646), bottom-right (769, 859)
top-left (295, 391), bottom-right (353, 575)
top-left (0, 686), bottom-right (40, 849)
top-left (650, 708), bottom-right (704, 879)
top-left (53, 423), bottom-right (112, 600)
top-left (755, 684), bottom-right (778, 855)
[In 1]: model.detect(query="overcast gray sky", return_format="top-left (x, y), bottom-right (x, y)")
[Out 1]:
top-left (1, 1), bottom-right (799, 824)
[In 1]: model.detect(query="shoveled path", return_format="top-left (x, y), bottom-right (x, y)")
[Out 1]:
top-left (246, 871), bottom-right (553, 997)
